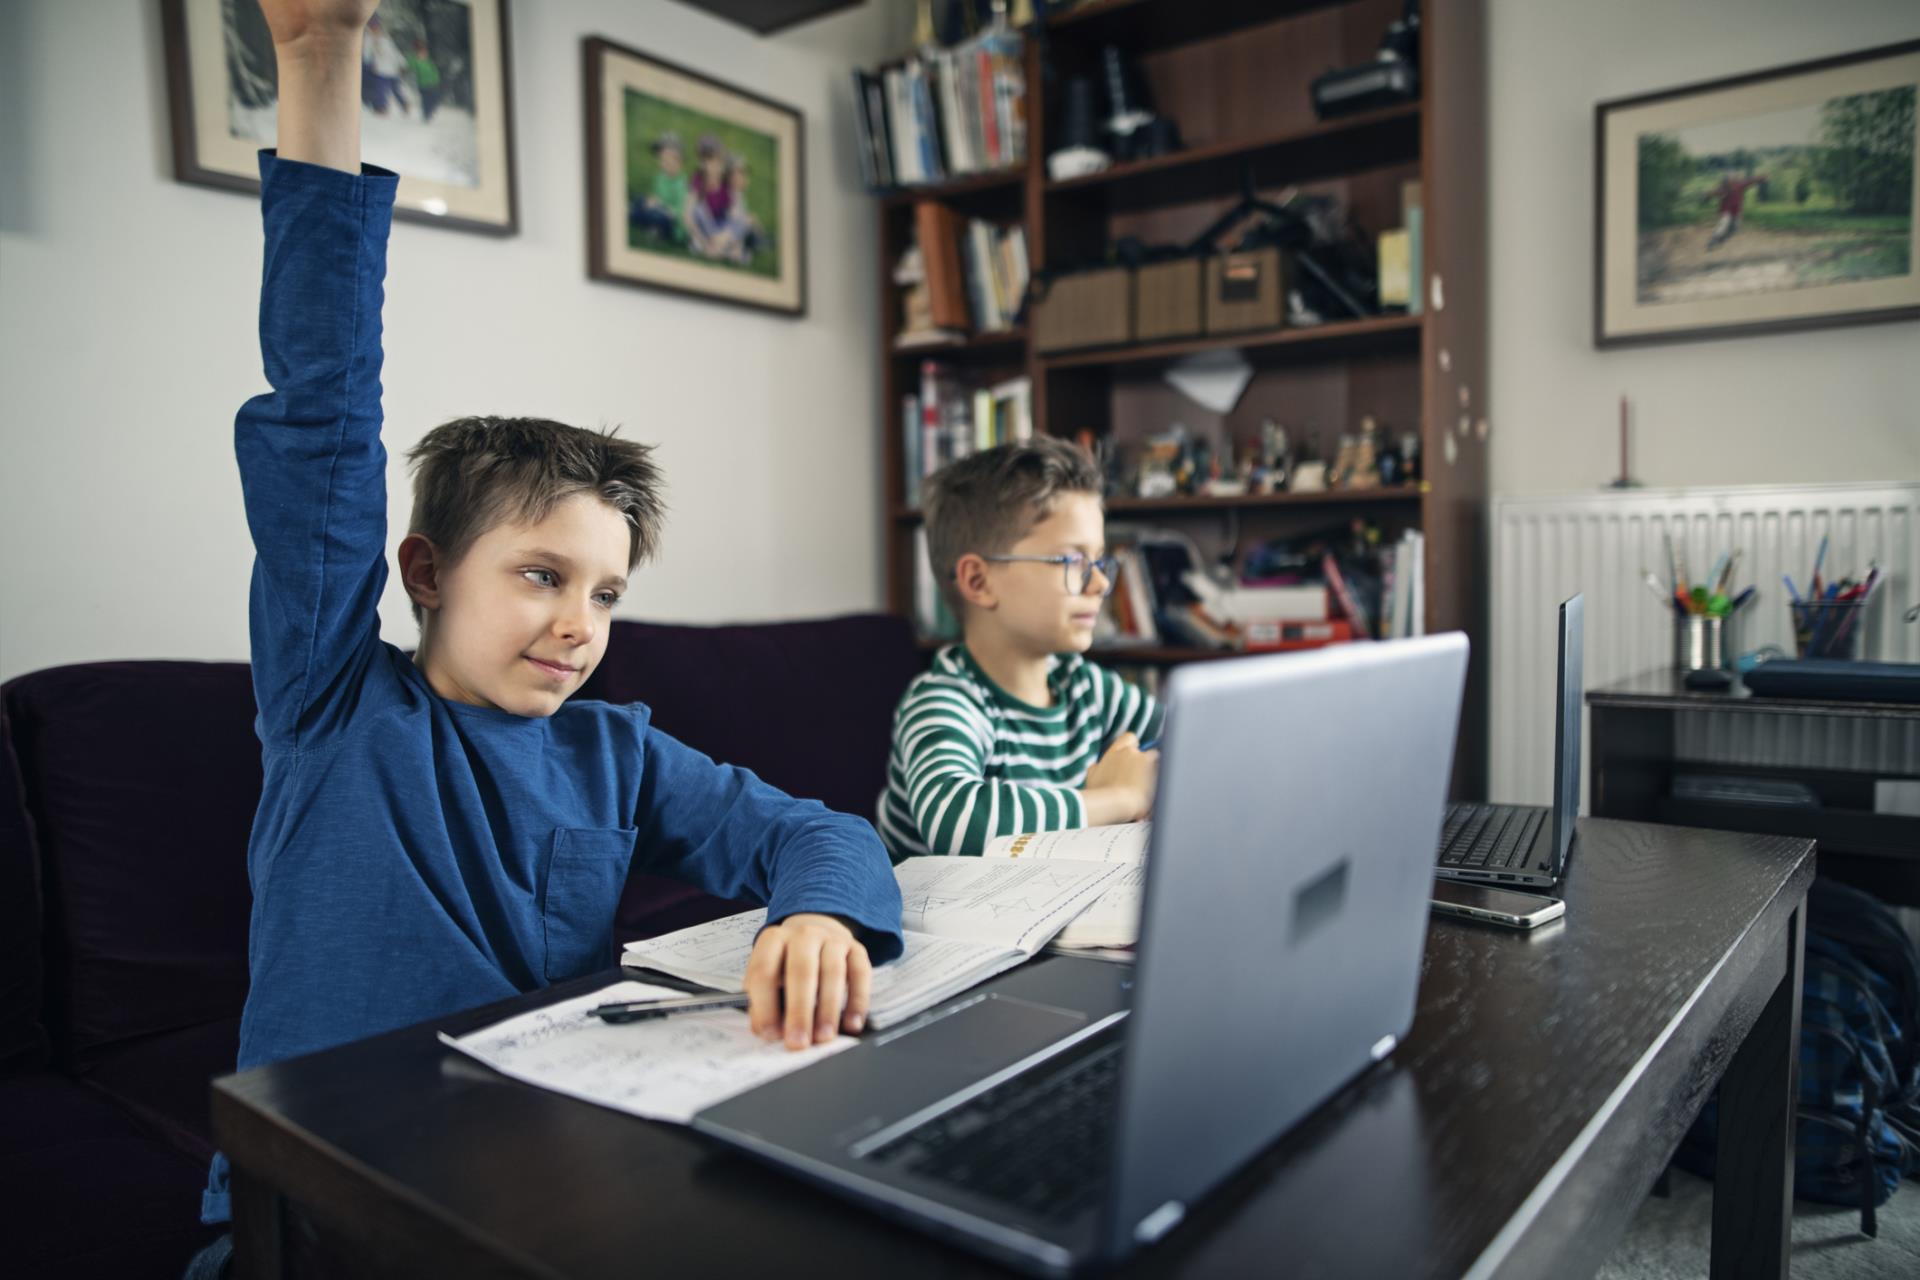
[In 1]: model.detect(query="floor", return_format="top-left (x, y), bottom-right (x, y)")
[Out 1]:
top-left (1597, 1169), bottom-right (1920, 1279)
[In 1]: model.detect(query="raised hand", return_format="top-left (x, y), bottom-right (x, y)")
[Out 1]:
top-left (255, 0), bottom-right (383, 173)
top-left (255, 0), bottom-right (383, 50)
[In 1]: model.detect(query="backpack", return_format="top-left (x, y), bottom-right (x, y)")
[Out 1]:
top-left (1675, 878), bottom-right (1920, 1236)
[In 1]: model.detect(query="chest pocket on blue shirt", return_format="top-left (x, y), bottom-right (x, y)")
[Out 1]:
top-left (543, 826), bottom-right (638, 982)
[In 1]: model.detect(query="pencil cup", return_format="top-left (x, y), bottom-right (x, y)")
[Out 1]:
top-left (1674, 616), bottom-right (1730, 672)
top-left (1792, 600), bottom-right (1868, 660)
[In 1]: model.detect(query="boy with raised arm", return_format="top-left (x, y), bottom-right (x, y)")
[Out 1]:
top-left (878, 439), bottom-right (1163, 859)
top-left (188, 4), bottom-right (900, 1269)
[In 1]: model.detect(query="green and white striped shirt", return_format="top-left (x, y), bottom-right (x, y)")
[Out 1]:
top-left (877, 645), bottom-right (1164, 860)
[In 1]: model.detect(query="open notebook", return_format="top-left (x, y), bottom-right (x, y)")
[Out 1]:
top-left (622, 856), bottom-right (1127, 1030)
top-left (984, 822), bottom-right (1148, 950)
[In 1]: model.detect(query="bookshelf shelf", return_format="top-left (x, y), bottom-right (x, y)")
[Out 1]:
top-left (893, 484), bottom-right (1421, 525)
top-left (1037, 313), bottom-right (1422, 372)
top-left (879, 168), bottom-right (1024, 208)
top-left (1087, 646), bottom-right (1252, 665)
top-left (890, 329), bottom-right (1028, 361)
top-left (1044, 103), bottom-right (1421, 213)
top-left (1046, 0), bottom-right (1351, 53)
top-left (1106, 485), bottom-right (1423, 514)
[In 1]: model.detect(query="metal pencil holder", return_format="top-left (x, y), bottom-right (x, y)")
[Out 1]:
top-left (1674, 615), bottom-right (1732, 671)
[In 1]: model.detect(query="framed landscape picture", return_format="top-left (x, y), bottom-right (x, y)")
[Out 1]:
top-left (161, 0), bottom-right (518, 235)
top-left (1596, 40), bottom-right (1920, 347)
top-left (584, 36), bottom-right (806, 317)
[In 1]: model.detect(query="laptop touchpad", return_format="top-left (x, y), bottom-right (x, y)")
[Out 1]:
top-left (884, 994), bottom-right (1088, 1076)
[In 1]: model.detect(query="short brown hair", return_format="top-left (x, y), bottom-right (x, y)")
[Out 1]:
top-left (405, 416), bottom-right (665, 617)
top-left (923, 438), bottom-right (1103, 613)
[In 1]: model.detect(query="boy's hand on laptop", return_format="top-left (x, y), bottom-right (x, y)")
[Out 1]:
top-left (1082, 732), bottom-right (1160, 826)
top-left (747, 913), bottom-right (873, 1049)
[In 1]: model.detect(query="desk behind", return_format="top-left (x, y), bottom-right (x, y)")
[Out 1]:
top-left (215, 819), bottom-right (1813, 1279)
top-left (1589, 668), bottom-right (1920, 906)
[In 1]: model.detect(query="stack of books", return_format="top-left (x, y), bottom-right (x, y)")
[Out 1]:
top-left (851, 28), bottom-right (1026, 190)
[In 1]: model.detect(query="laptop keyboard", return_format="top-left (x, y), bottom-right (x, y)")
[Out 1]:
top-left (861, 1037), bottom-right (1121, 1223)
top-left (1439, 802), bottom-right (1545, 872)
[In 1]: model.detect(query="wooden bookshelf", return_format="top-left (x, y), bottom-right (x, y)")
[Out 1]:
top-left (872, 0), bottom-right (1490, 794)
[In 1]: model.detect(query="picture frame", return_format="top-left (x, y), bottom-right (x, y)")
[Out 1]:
top-left (584, 36), bottom-right (807, 318)
top-left (160, 0), bottom-right (519, 236)
top-left (1595, 39), bottom-right (1920, 347)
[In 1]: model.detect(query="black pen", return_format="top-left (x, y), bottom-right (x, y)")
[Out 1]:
top-left (590, 992), bottom-right (750, 1023)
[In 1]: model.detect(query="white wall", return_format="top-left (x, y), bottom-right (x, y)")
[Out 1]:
top-left (0, 0), bottom-right (913, 683)
top-left (1487, 0), bottom-right (1920, 498)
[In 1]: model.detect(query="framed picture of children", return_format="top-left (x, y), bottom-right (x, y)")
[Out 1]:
top-left (1595, 39), bottom-right (1920, 346)
top-left (161, 0), bottom-right (519, 235)
top-left (585, 36), bottom-right (805, 317)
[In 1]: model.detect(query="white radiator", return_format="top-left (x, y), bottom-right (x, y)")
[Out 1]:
top-left (1490, 482), bottom-right (1920, 806)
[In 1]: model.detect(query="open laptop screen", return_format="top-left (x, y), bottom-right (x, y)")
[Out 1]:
top-left (1551, 594), bottom-right (1584, 873)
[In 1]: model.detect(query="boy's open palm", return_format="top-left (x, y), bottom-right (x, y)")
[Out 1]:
top-left (745, 913), bottom-right (873, 1050)
top-left (257, 0), bottom-right (382, 49)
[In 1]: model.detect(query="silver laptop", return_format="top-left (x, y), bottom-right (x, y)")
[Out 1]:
top-left (692, 634), bottom-right (1471, 1276)
top-left (1436, 593), bottom-right (1582, 888)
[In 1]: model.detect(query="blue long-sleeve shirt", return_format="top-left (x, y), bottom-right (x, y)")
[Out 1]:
top-left (204, 154), bottom-right (903, 1223)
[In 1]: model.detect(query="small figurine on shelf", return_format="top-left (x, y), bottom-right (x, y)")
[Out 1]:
top-left (1347, 416), bottom-right (1381, 490)
top-left (1377, 434), bottom-right (1404, 487)
top-left (892, 245), bottom-right (962, 349)
top-left (1400, 429), bottom-right (1422, 484)
top-left (1200, 441), bottom-right (1248, 497)
top-left (1290, 435), bottom-right (1328, 493)
top-left (1326, 431), bottom-right (1356, 488)
top-left (1257, 419), bottom-right (1292, 494)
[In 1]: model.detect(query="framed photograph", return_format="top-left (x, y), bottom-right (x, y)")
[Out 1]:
top-left (585, 36), bottom-right (806, 317)
top-left (161, 0), bottom-right (518, 235)
top-left (1596, 40), bottom-right (1920, 347)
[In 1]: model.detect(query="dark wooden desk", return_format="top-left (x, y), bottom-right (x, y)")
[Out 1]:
top-left (215, 820), bottom-right (1812, 1280)
top-left (1589, 667), bottom-right (1920, 906)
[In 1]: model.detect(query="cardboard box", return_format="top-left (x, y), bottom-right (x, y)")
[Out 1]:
top-left (1134, 258), bottom-right (1203, 342)
top-left (1204, 248), bottom-right (1285, 334)
top-left (1032, 267), bottom-right (1133, 352)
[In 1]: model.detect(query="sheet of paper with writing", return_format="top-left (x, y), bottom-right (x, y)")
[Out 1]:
top-left (439, 980), bottom-right (855, 1125)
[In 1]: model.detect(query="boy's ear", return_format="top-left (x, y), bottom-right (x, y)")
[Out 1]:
top-left (951, 553), bottom-right (996, 611)
top-left (397, 533), bottom-right (445, 613)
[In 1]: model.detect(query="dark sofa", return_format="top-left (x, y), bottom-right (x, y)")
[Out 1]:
top-left (1, 615), bottom-right (921, 1279)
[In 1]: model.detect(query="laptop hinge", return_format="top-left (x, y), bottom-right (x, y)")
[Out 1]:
top-left (1134, 1200), bottom-right (1185, 1244)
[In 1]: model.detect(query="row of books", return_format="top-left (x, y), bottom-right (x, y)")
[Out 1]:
top-left (1096, 527), bottom-right (1427, 650)
top-left (903, 204), bottom-right (1031, 344)
top-left (851, 31), bottom-right (1027, 190)
top-left (901, 367), bottom-right (1033, 507)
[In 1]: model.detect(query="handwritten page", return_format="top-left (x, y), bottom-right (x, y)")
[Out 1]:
top-left (984, 822), bottom-right (1150, 864)
top-left (439, 981), bottom-right (854, 1125)
top-left (892, 856), bottom-right (1125, 952)
top-left (620, 910), bottom-right (767, 992)
top-left (624, 921), bottom-right (1036, 1029)
top-left (1053, 865), bottom-right (1147, 949)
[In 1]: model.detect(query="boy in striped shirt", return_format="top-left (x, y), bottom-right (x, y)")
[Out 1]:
top-left (879, 440), bottom-right (1163, 859)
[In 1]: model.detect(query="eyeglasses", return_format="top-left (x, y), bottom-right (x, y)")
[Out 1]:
top-left (980, 552), bottom-right (1119, 597)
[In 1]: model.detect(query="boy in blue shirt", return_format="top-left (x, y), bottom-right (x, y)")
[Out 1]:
top-left (192, 1), bottom-right (902, 1260)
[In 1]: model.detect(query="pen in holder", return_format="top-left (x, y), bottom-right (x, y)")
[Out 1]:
top-left (1793, 599), bottom-right (1869, 660)
top-left (1674, 614), bottom-right (1732, 672)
